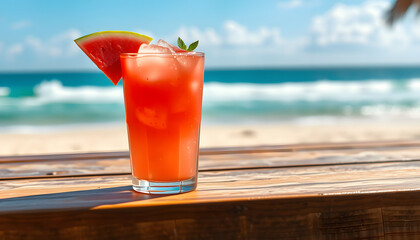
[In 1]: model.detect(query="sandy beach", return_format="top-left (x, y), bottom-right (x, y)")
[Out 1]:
top-left (2, 122), bottom-right (420, 156)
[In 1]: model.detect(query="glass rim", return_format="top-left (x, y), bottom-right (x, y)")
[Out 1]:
top-left (121, 52), bottom-right (204, 58)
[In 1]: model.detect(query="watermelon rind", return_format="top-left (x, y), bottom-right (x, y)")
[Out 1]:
top-left (74, 31), bottom-right (152, 44)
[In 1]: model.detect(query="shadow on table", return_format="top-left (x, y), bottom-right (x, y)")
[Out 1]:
top-left (0, 186), bottom-right (169, 213)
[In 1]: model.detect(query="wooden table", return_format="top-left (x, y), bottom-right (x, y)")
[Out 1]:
top-left (2, 141), bottom-right (420, 239)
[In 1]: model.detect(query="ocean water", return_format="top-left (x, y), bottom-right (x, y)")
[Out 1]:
top-left (2, 67), bottom-right (420, 133)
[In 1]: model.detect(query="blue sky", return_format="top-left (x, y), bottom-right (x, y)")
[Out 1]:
top-left (1, 0), bottom-right (420, 71)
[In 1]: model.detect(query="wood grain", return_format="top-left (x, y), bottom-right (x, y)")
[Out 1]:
top-left (2, 144), bottom-right (420, 180)
top-left (2, 140), bottom-right (420, 163)
top-left (2, 142), bottom-right (420, 239)
top-left (2, 160), bottom-right (420, 212)
top-left (3, 191), bottom-right (420, 239)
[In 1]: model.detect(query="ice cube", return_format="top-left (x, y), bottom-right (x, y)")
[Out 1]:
top-left (136, 55), bottom-right (179, 83)
top-left (136, 51), bottom-right (179, 83)
top-left (156, 39), bottom-right (188, 53)
top-left (136, 43), bottom-right (179, 82)
top-left (136, 107), bottom-right (167, 129)
top-left (175, 53), bottom-right (202, 71)
top-left (138, 44), bottom-right (172, 54)
top-left (156, 39), bottom-right (175, 54)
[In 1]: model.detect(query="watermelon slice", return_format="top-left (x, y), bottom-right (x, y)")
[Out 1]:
top-left (75, 31), bottom-right (152, 85)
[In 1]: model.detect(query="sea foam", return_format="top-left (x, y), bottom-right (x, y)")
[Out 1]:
top-left (2, 78), bottom-right (420, 130)
top-left (24, 80), bottom-right (124, 106)
top-left (203, 79), bottom-right (420, 103)
top-left (5, 78), bottom-right (420, 107)
top-left (11, 78), bottom-right (420, 106)
top-left (0, 87), bottom-right (10, 97)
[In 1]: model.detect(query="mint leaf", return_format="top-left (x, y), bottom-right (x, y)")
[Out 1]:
top-left (177, 37), bottom-right (187, 50)
top-left (177, 37), bottom-right (199, 51)
top-left (188, 40), bottom-right (199, 51)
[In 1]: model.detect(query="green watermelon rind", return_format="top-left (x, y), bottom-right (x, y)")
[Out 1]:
top-left (74, 31), bottom-right (153, 44)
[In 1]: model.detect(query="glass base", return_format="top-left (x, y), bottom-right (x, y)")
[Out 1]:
top-left (132, 176), bottom-right (197, 194)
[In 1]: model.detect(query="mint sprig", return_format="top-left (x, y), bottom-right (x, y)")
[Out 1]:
top-left (177, 37), bottom-right (199, 52)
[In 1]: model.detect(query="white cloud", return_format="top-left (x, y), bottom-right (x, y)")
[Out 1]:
top-left (2, 28), bottom-right (81, 61)
top-left (172, 21), bottom-right (307, 59)
top-left (7, 44), bottom-right (24, 58)
top-left (25, 36), bottom-right (60, 56)
top-left (177, 27), bottom-right (222, 46)
top-left (175, 21), bottom-right (285, 47)
top-left (11, 20), bottom-right (32, 30)
top-left (50, 29), bottom-right (81, 56)
top-left (224, 21), bottom-right (282, 46)
top-left (412, 19), bottom-right (420, 39)
top-left (25, 29), bottom-right (81, 57)
top-left (277, 0), bottom-right (303, 9)
top-left (310, 0), bottom-right (412, 49)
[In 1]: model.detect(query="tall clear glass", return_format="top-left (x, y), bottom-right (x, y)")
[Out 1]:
top-left (120, 52), bottom-right (204, 194)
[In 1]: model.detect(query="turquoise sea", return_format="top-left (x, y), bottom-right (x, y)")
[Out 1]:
top-left (2, 66), bottom-right (420, 133)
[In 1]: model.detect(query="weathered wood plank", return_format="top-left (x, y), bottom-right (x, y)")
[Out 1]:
top-left (0, 151), bottom-right (128, 163)
top-left (315, 208), bottom-right (385, 240)
top-left (2, 140), bottom-right (420, 163)
top-left (0, 159), bottom-right (130, 180)
top-left (2, 145), bottom-right (420, 180)
top-left (2, 142), bottom-right (420, 239)
top-left (2, 160), bottom-right (420, 213)
top-left (200, 140), bottom-right (420, 155)
top-left (4, 190), bottom-right (420, 240)
top-left (383, 206), bottom-right (420, 240)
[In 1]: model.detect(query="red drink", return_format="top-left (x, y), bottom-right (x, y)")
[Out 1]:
top-left (120, 52), bottom-right (204, 194)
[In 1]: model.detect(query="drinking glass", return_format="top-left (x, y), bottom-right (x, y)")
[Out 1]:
top-left (120, 52), bottom-right (204, 194)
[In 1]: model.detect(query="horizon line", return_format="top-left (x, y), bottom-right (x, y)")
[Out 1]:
top-left (1, 64), bottom-right (420, 74)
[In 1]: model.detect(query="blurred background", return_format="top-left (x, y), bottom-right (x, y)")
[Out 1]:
top-left (2, 0), bottom-right (420, 155)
